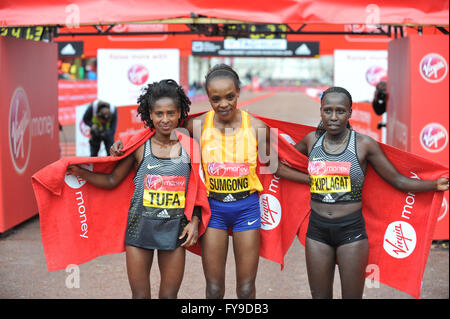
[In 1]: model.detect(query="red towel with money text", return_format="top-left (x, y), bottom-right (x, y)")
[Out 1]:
top-left (32, 129), bottom-right (210, 272)
top-left (253, 114), bottom-right (448, 299)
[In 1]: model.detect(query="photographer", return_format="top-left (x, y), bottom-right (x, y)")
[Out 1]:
top-left (372, 81), bottom-right (387, 116)
top-left (82, 100), bottom-right (117, 156)
top-left (372, 81), bottom-right (388, 130)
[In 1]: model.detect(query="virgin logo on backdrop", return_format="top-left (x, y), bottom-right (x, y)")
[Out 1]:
top-left (8, 87), bottom-right (32, 174)
top-left (420, 123), bottom-right (448, 153)
top-left (127, 64), bottom-right (149, 85)
top-left (365, 65), bottom-right (387, 86)
top-left (419, 53), bottom-right (448, 83)
top-left (79, 120), bottom-right (91, 138)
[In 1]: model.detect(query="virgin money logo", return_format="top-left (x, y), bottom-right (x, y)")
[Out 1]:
top-left (127, 64), bottom-right (149, 85)
top-left (208, 163), bottom-right (225, 177)
top-left (420, 123), bottom-right (448, 153)
top-left (420, 53), bottom-right (448, 83)
top-left (308, 161), bottom-right (327, 176)
top-left (145, 175), bottom-right (164, 190)
top-left (259, 193), bottom-right (281, 230)
top-left (207, 163), bottom-right (249, 177)
top-left (383, 221), bottom-right (416, 259)
top-left (365, 65), bottom-right (387, 87)
top-left (8, 87), bottom-right (31, 174)
top-left (64, 164), bottom-right (93, 189)
top-left (308, 161), bottom-right (351, 176)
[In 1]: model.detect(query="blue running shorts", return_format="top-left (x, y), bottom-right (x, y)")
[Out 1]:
top-left (207, 192), bottom-right (261, 232)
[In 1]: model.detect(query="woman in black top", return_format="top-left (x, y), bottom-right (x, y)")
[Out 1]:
top-left (294, 86), bottom-right (449, 299)
top-left (67, 80), bottom-right (201, 299)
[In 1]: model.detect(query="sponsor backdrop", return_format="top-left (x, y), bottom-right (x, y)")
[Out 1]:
top-left (0, 37), bottom-right (59, 232)
top-left (387, 35), bottom-right (449, 239)
top-left (97, 49), bottom-right (180, 106)
top-left (76, 48), bottom-right (180, 156)
top-left (334, 49), bottom-right (387, 103)
top-left (333, 50), bottom-right (387, 142)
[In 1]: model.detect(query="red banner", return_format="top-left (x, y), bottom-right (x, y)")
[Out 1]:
top-left (1, 0), bottom-right (448, 27)
top-left (0, 37), bottom-right (59, 232)
top-left (387, 35), bottom-right (449, 239)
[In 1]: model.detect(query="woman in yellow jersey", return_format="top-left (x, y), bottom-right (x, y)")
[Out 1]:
top-left (183, 64), bottom-right (307, 299)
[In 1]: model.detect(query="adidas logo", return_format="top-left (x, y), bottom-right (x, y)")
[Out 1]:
top-left (223, 194), bottom-right (236, 202)
top-left (60, 43), bottom-right (76, 55)
top-left (157, 209), bottom-right (170, 218)
top-left (295, 43), bottom-right (311, 56)
top-left (322, 194), bottom-right (335, 203)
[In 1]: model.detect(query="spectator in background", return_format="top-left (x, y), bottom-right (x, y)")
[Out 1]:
top-left (83, 100), bottom-right (117, 156)
top-left (372, 81), bottom-right (388, 130)
top-left (372, 81), bottom-right (387, 116)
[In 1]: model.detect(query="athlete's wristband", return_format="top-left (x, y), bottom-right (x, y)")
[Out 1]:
top-left (192, 206), bottom-right (202, 221)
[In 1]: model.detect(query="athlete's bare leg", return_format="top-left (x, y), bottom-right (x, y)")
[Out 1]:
top-left (336, 239), bottom-right (369, 299)
top-left (305, 238), bottom-right (336, 299)
top-left (232, 228), bottom-right (260, 299)
top-left (125, 245), bottom-right (154, 299)
top-left (201, 227), bottom-right (229, 299)
top-left (158, 246), bottom-right (186, 299)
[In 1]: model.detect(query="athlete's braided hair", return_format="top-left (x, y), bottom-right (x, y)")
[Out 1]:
top-left (137, 79), bottom-right (191, 130)
top-left (316, 86), bottom-right (353, 137)
top-left (204, 63), bottom-right (241, 93)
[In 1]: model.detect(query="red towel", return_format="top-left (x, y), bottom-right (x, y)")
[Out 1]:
top-left (253, 114), bottom-right (448, 299)
top-left (32, 129), bottom-right (210, 271)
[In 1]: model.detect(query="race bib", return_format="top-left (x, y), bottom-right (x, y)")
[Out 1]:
top-left (143, 175), bottom-right (186, 208)
top-left (308, 161), bottom-right (351, 193)
top-left (207, 162), bottom-right (250, 193)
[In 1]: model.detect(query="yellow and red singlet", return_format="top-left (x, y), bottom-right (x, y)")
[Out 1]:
top-left (200, 110), bottom-right (263, 202)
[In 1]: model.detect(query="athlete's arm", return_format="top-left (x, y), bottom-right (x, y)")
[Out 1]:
top-left (67, 150), bottom-right (138, 189)
top-left (251, 116), bottom-right (310, 184)
top-left (294, 131), bottom-right (316, 156)
top-left (182, 114), bottom-right (206, 142)
top-left (275, 161), bottom-right (311, 184)
top-left (361, 134), bottom-right (449, 192)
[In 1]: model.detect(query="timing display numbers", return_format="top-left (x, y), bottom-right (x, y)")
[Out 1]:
top-left (225, 24), bottom-right (288, 39)
top-left (0, 26), bottom-right (47, 41)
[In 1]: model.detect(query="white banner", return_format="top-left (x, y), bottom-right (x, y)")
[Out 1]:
top-left (97, 49), bottom-right (180, 106)
top-left (334, 50), bottom-right (387, 102)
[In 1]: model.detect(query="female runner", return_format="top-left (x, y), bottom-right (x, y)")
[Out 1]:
top-left (68, 79), bottom-right (204, 299)
top-left (294, 86), bottom-right (449, 298)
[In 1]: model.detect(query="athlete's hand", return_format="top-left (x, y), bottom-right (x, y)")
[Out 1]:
top-left (436, 177), bottom-right (449, 192)
top-left (110, 140), bottom-right (124, 156)
top-left (179, 217), bottom-right (200, 247)
top-left (67, 165), bottom-right (83, 176)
